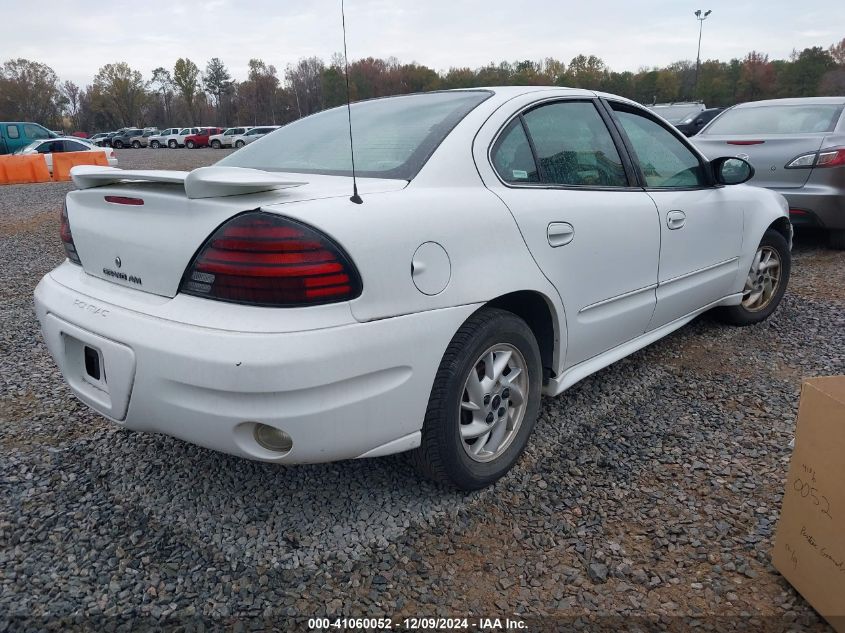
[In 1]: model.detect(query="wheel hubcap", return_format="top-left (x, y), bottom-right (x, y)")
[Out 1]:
top-left (741, 245), bottom-right (781, 312)
top-left (458, 343), bottom-right (529, 463)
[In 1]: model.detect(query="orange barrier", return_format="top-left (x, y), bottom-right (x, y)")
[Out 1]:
top-left (0, 154), bottom-right (51, 185)
top-left (52, 151), bottom-right (109, 182)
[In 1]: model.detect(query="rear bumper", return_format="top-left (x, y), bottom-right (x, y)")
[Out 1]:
top-left (34, 266), bottom-right (478, 463)
top-left (773, 183), bottom-right (845, 230)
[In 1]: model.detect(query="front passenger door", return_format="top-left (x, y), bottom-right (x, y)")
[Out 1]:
top-left (608, 102), bottom-right (744, 330)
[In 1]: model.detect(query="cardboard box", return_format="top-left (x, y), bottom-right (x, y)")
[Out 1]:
top-left (773, 376), bottom-right (845, 632)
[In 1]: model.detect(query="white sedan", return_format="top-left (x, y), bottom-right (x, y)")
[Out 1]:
top-left (209, 126), bottom-right (252, 149)
top-left (16, 137), bottom-right (117, 173)
top-left (34, 87), bottom-right (791, 489)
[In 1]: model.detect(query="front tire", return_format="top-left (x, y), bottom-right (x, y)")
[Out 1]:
top-left (168, 140), bottom-right (177, 149)
top-left (113, 140), bottom-right (123, 149)
top-left (131, 141), bottom-right (141, 149)
top-left (411, 307), bottom-right (542, 490)
top-left (211, 140), bottom-right (221, 149)
top-left (186, 140), bottom-right (195, 149)
top-left (150, 141), bottom-right (160, 149)
top-left (716, 228), bottom-right (790, 326)
top-left (234, 140), bottom-right (245, 148)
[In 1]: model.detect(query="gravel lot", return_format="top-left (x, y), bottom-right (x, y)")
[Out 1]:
top-left (1, 148), bottom-right (843, 631)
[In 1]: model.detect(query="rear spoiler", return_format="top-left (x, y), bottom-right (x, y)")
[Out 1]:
top-left (70, 165), bottom-right (307, 199)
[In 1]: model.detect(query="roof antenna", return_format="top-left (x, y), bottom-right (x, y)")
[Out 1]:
top-left (341, 0), bottom-right (363, 204)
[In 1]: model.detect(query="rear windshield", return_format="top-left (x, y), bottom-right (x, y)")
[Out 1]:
top-left (704, 104), bottom-right (844, 135)
top-left (218, 90), bottom-right (492, 180)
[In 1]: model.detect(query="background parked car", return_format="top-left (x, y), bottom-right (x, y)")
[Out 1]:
top-left (170, 127), bottom-right (201, 148)
top-left (693, 96), bottom-right (845, 249)
top-left (149, 128), bottom-right (180, 149)
top-left (209, 126), bottom-right (252, 148)
top-left (184, 127), bottom-right (224, 149)
top-left (15, 137), bottom-right (117, 173)
top-left (231, 125), bottom-right (280, 148)
top-left (98, 132), bottom-right (120, 148)
top-left (89, 133), bottom-right (110, 146)
top-left (112, 129), bottom-right (146, 149)
top-left (101, 129), bottom-right (130, 148)
top-left (646, 102), bottom-right (706, 125)
top-left (0, 121), bottom-right (56, 155)
top-left (675, 107), bottom-right (724, 137)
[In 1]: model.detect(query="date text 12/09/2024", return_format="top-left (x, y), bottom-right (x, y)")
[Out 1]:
top-left (307, 617), bottom-right (527, 630)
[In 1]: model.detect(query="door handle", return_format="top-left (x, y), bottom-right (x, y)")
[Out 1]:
top-left (547, 222), bottom-right (574, 247)
top-left (666, 210), bottom-right (686, 230)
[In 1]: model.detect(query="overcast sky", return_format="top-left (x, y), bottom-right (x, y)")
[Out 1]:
top-left (4, 0), bottom-right (843, 86)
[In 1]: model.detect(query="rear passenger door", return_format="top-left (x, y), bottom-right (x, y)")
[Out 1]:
top-left (606, 101), bottom-right (744, 329)
top-left (485, 99), bottom-right (661, 367)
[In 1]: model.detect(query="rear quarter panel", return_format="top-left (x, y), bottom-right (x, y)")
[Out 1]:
top-left (261, 187), bottom-right (560, 326)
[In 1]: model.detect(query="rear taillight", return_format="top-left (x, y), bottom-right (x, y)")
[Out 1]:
top-left (104, 195), bottom-right (144, 205)
top-left (786, 147), bottom-right (845, 169)
top-left (60, 203), bottom-right (81, 265)
top-left (816, 148), bottom-right (845, 167)
top-left (179, 211), bottom-right (361, 307)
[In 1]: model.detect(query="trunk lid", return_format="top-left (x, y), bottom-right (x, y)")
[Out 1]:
top-left (65, 167), bottom-right (406, 297)
top-left (692, 134), bottom-right (827, 189)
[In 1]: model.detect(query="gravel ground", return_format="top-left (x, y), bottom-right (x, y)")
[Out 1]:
top-left (1, 149), bottom-right (843, 631)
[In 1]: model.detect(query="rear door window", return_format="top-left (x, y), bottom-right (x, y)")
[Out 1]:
top-left (6, 124), bottom-right (20, 139)
top-left (64, 140), bottom-right (89, 152)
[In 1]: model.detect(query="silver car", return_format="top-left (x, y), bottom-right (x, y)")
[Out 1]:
top-left (231, 126), bottom-right (280, 148)
top-left (693, 97), bottom-right (845, 249)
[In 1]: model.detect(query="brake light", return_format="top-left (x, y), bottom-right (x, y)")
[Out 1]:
top-left (816, 148), bottom-right (845, 167)
top-left (60, 203), bottom-right (81, 265)
top-left (179, 212), bottom-right (362, 307)
top-left (104, 196), bottom-right (144, 205)
top-left (786, 147), bottom-right (845, 169)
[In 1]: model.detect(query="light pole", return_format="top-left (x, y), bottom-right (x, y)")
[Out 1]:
top-left (694, 9), bottom-right (712, 100)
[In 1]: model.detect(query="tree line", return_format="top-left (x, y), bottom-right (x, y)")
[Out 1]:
top-left (1, 38), bottom-right (843, 133)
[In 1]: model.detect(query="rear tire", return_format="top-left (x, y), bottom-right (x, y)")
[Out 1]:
top-left (113, 140), bottom-right (123, 149)
top-left (410, 307), bottom-right (542, 490)
top-left (715, 228), bottom-right (790, 326)
top-left (211, 140), bottom-right (221, 149)
top-left (131, 141), bottom-right (141, 149)
top-left (829, 230), bottom-right (845, 250)
top-left (235, 140), bottom-right (245, 148)
top-left (150, 141), bottom-right (160, 149)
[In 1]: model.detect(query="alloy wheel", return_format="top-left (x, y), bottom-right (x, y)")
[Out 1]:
top-left (458, 343), bottom-right (529, 463)
top-left (741, 245), bottom-right (782, 312)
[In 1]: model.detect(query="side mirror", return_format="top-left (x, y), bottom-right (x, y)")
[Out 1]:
top-left (712, 156), bottom-right (754, 185)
